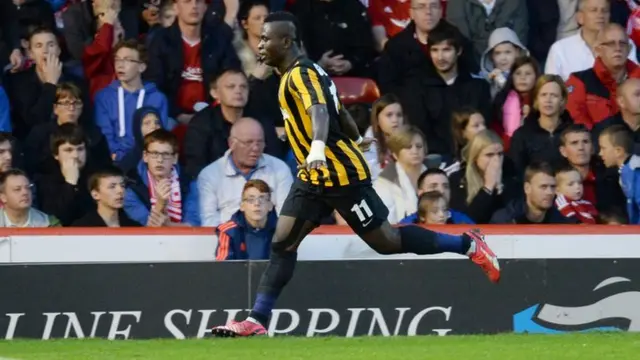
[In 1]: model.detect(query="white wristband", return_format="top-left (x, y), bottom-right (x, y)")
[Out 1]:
top-left (306, 140), bottom-right (326, 163)
top-left (355, 136), bottom-right (363, 145)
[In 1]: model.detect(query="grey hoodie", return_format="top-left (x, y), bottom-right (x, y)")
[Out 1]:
top-left (480, 27), bottom-right (529, 97)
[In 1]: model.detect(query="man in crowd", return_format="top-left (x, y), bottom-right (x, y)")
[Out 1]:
top-left (0, 133), bottom-right (14, 173)
top-left (0, 169), bottom-right (60, 227)
top-left (593, 77), bottom-right (640, 154)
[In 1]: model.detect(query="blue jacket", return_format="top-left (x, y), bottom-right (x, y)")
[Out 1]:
top-left (215, 210), bottom-right (277, 260)
top-left (94, 81), bottom-right (169, 161)
top-left (0, 86), bottom-right (11, 132)
top-left (620, 155), bottom-right (640, 224)
top-left (124, 161), bottom-right (200, 226)
top-left (399, 210), bottom-right (475, 225)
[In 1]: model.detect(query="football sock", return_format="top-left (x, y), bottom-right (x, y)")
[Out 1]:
top-left (248, 250), bottom-right (297, 326)
top-left (399, 225), bottom-right (470, 255)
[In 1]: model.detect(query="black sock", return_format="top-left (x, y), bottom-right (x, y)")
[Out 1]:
top-left (399, 225), bottom-right (471, 255)
top-left (248, 251), bottom-right (297, 326)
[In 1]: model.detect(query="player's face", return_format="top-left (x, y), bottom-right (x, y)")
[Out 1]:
top-left (258, 22), bottom-right (285, 67)
top-left (92, 176), bottom-right (126, 209)
top-left (524, 173), bottom-right (556, 210)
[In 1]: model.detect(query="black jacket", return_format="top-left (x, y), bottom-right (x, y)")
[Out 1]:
top-left (15, 0), bottom-right (56, 37)
top-left (525, 0), bottom-right (559, 65)
top-left (0, 0), bottom-right (20, 72)
top-left (509, 111), bottom-right (574, 175)
top-left (490, 198), bottom-right (579, 224)
top-left (182, 105), bottom-right (284, 179)
top-left (145, 21), bottom-right (241, 117)
top-left (592, 113), bottom-right (640, 155)
top-left (72, 208), bottom-right (140, 227)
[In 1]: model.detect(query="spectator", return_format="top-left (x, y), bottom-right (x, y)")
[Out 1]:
top-left (198, 118), bottom-right (292, 227)
top-left (0, 169), bottom-right (60, 227)
top-left (117, 106), bottom-right (163, 173)
top-left (491, 161), bottom-right (577, 224)
top-left (599, 124), bottom-right (640, 223)
top-left (492, 56), bottom-right (540, 146)
top-left (363, 94), bottom-right (405, 181)
top-left (95, 39), bottom-right (169, 163)
top-left (4, 26), bottom-right (87, 140)
top-left (415, 191), bottom-right (449, 225)
top-left (446, 0), bottom-right (528, 62)
top-left (593, 77), bottom-right (640, 154)
top-left (183, 68), bottom-right (283, 179)
top-left (215, 179), bottom-right (277, 260)
top-left (399, 168), bottom-right (474, 224)
top-left (554, 163), bottom-right (598, 223)
top-left (72, 166), bottom-right (145, 227)
top-left (25, 82), bottom-right (111, 177)
top-left (0, 87), bottom-right (11, 133)
top-left (0, 134), bottom-right (14, 173)
top-left (449, 129), bottom-right (521, 223)
top-left (146, 0), bottom-right (240, 124)
top-left (480, 27), bottom-right (529, 98)
top-left (525, 0), bottom-right (560, 65)
top-left (35, 123), bottom-right (97, 226)
top-left (124, 129), bottom-right (200, 226)
top-left (566, 24), bottom-right (640, 129)
top-left (510, 74), bottom-right (573, 175)
top-left (292, 0), bottom-right (377, 77)
top-left (546, 0), bottom-right (637, 81)
top-left (450, 107), bottom-right (486, 164)
top-left (373, 125), bottom-right (427, 224)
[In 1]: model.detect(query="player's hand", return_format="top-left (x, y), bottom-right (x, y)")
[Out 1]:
top-left (357, 137), bottom-right (376, 152)
top-left (297, 159), bottom-right (328, 172)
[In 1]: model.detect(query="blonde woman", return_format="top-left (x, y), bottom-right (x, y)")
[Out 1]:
top-left (509, 74), bottom-right (573, 174)
top-left (363, 94), bottom-right (405, 181)
top-left (373, 125), bottom-right (427, 224)
top-left (448, 129), bottom-right (520, 223)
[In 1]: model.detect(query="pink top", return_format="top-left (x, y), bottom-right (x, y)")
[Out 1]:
top-left (502, 90), bottom-right (523, 137)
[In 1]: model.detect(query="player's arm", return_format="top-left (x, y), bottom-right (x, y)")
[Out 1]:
top-left (339, 107), bottom-right (374, 152)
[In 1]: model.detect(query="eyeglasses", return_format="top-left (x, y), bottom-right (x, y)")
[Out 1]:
top-left (411, 4), bottom-right (441, 13)
top-left (243, 196), bottom-right (270, 205)
top-left (233, 137), bottom-right (266, 148)
top-left (145, 151), bottom-right (175, 160)
top-left (56, 101), bottom-right (83, 108)
top-left (600, 41), bottom-right (630, 50)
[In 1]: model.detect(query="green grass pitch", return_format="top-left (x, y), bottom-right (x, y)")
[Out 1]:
top-left (0, 333), bottom-right (639, 360)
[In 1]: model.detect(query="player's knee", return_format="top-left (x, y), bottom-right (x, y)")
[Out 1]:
top-left (271, 240), bottom-right (291, 253)
top-left (371, 243), bottom-right (398, 255)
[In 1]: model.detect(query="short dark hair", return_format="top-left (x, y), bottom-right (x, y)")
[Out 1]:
top-left (113, 38), bottom-right (148, 64)
top-left (210, 68), bottom-right (247, 89)
top-left (0, 132), bottom-right (12, 146)
top-left (554, 162), bottom-right (580, 177)
top-left (88, 166), bottom-right (124, 193)
top-left (0, 169), bottom-right (29, 193)
top-left (560, 124), bottom-right (590, 146)
top-left (427, 21), bottom-right (462, 51)
top-left (143, 128), bottom-right (179, 153)
top-left (264, 11), bottom-right (302, 47)
top-left (524, 161), bottom-right (555, 183)
top-left (27, 25), bottom-right (58, 45)
top-left (601, 124), bottom-right (633, 155)
top-left (418, 168), bottom-right (448, 189)
top-left (50, 123), bottom-right (86, 155)
top-left (56, 82), bottom-right (82, 102)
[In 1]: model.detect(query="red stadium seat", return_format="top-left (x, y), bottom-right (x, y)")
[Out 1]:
top-left (332, 77), bottom-right (380, 105)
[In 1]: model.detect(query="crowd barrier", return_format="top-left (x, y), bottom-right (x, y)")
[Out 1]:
top-left (1, 225), bottom-right (640, 339)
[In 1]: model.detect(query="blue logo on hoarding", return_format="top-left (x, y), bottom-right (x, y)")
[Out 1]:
top-left (513, 277), bottom-right (640, 334)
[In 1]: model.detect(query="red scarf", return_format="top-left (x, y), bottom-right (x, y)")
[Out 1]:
top-left (147, 167), bottom-right (182, 223)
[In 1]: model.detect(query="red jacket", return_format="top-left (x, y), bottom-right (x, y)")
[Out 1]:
top-left (566, 58), bottom-right (640, 129)
top-left (82, 24), bottom-right (116, 101)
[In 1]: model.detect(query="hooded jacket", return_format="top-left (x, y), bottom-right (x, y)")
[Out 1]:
top-left (94, 80), bottom-right (169, 161)
top-left (116, 107), bottom-right (163, 174)
top-left (480, 27), bottom-right (529, 97)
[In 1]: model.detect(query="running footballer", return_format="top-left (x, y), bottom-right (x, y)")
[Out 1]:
top-left (209, 11), bottom-right (501, 338)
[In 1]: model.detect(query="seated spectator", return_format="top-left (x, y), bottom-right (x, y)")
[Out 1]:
top-left (566, 24), bottom-right (640, 129)
top-left (0, 134), bottom-right (14, 173)
top-left (215, 179), bottom-right (277, 260)
top-left (593, 77), bottom-right (640, 154)
top-left (363, 94), bottom-right (405, 181)
top-left (373, 125), bottom-right (427, 224)
top-left (292, 0), bottom-right (377, 77)
top-left (4, 26), bottom-right (87, 140)
top-left (492, 56), bottom-right (540, 147)
top-left (546, 0), bottom-right (637, 80)
top-left (73, 166), bottom-right (146, 227)
top-left (599, 124), bottom-right (640, 223)
top-left (491, 161), bottom-right (578, 224)
top-left (124, 129), bottom-right (200, 226)
top-left (95, 39), bottom-right (169, 163)
top-left (450, 107), bottom-right (487, 166)
top-left (25, 82), bottom-right (111, 177)
top-left (0, 86), bottom-right (11, 133)
top-left (446, 0), bottom-right (528, 61)
top-left (480, 27), bottom-right (529, 98)
top-left (449, 129), bottom-right (521, 223)
top-left (117, 107), bottom-right (162, 173)
top-left (35, 124), bottom-right (97, 226)
top-left (555, 163), bottom-right (598, 223)
top-left (415, 191), bottom-right (449, 225)
top-left (198, 118), bottom-right (293, 227)
top-left (399, 168), bottom-right (474, 224)
top-left (0, 169), bottom-right (60, 227)
top-left (510, 74), bottom-right (573, 175)
top-left (183, 69), bottom-right (283, 179)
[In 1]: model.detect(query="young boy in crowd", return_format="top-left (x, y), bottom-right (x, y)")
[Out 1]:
top-left (416, 191), bottom-right (450, 225)
top-left (554, 164), bottom-right (598, 224)
top-left (480, 27), bottom-right (529, 98)
top-left (599, 125), bottom-right (640, 224)
top-left (215, 179), bottom-right (277, 261)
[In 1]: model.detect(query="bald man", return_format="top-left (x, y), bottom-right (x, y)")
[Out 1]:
top-left (592, 77), bottom-right (640, 154)
top-left (566, 23), bottom-right (640, 129)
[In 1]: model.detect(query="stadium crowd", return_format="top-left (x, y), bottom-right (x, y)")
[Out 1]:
top-left (1, 0), bottom-right (640, 258)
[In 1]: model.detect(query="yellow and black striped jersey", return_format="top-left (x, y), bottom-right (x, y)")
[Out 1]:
top-left (278, 57), bottom-right (371, 187)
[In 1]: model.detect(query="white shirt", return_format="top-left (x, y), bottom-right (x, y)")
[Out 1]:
top-left (480, 0), bottom-right (496, 15)
top-left (545, 30), bottom-right (639, 80)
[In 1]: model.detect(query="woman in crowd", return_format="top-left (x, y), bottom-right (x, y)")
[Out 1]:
top-left (492, 56), bottom-right (540, 149)
top-left (509, 74), bottom-right (573, 175)
top-left (364, 94), bottom-right (404, 181)
top-left (373, 125), bottom-right (426, 224)
top-left (449, 129), bottom-right (520, 224)
top-left (449, 107), bottom-right (487, 176)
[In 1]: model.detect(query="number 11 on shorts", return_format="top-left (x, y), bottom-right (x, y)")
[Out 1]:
top-left (351, 199), bottom-right (373, 224)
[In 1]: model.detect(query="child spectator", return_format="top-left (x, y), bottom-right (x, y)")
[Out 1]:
top-left (363, 94), bottom-right (404, 181)
top-left (215, 179), bottom-right (277, 261)
top-left (480, 27), bottom-right (529, 98)
top-left (0, 169), bottom-right (60, 227)
top-left (95, 39), bottom-right (169, 163)
top-left (416, 191), bottom-right (449, 225)
top-left (117, 106), bottom-right (162, 173)
top-left (554, 164), bottom-right (598, 224)
top-left (450, 107), bottom-right (487, 164)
